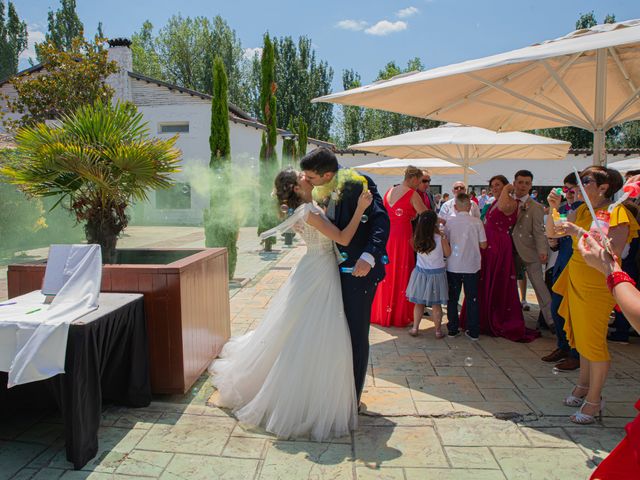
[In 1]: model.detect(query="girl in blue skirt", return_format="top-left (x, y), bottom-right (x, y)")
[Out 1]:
top-left (407, 210), bottom-right (451, 338)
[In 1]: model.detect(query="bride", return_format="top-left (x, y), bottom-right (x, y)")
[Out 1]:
top-left (209, 168), bottom-right (372, 441)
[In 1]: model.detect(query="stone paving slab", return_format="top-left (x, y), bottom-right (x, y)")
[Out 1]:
top-left (2, 236), bottom-right (640, 479)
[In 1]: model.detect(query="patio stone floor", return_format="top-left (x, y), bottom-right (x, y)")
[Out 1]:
top-left (2, 228), bottom-right (639, 479)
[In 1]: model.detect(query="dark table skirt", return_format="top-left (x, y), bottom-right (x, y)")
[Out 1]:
top-left (0, 293), bottom-right (152, 469)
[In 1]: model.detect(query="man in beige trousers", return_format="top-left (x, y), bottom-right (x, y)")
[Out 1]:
top-left (511, 170), bottom-right (554, 331)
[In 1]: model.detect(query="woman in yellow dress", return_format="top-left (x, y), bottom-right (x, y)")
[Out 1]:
top-left (547, 166), bottom-right (639, 425)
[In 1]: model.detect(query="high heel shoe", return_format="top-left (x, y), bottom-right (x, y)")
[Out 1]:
top-left (570, 399), bottom-right (605, 425)
top-left (563, 384), bottom-right (588, 407)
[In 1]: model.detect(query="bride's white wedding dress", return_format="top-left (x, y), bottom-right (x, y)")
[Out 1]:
top-left (209, 202), bottom-right (357, 441)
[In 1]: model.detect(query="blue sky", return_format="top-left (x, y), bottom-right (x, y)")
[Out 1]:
top-left (16, 0), bottom-right (640, 91)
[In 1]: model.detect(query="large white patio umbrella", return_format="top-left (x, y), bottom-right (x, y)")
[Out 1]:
top-left (350, 123), bottom-right (570, 183)
top-left (609, 157), bottom-right (640, 172)
top-left (314, 19), bottom-right (640, 166)
top-left (355, 157), bottom-right (476, 176)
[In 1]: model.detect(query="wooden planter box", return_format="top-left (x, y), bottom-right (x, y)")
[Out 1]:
top-left (7, 248), bottom-right (230, 394)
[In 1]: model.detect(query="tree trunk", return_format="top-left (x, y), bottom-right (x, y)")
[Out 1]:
top-left (84, 208), bottom-right (124, 264)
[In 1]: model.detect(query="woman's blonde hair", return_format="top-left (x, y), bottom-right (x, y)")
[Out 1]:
top-left (404, 165), bottom-right (423, 181)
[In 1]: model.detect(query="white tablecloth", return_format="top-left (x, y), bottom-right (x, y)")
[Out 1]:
top-left (0, 244), bottom-right (102, 387)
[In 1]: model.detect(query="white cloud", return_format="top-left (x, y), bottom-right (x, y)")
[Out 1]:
top-left (396, 6), bottom-right (419, 18)
top-left (335, 19), bottom-right (368, 31)
top-left (365, 20), bottom-right (408, 36)
top-left (20, 25), bottom-right (46, 63)
top-left (243, 47), bottom-right (263, 60)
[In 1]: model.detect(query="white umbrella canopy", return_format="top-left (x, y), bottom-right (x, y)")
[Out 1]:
top-left (355, 157), bottom-right (476, 176)
top-left (350, 123), bottom-right (570, 183)
top-left (315, 19), bottom-right (640, 166)
top-left (609, 157), bottom-right (640, 172)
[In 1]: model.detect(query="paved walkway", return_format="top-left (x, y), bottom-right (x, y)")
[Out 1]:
top-left (2, 230), bottom-right (639, 479)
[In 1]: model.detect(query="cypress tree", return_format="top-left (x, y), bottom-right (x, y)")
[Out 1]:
top-left (204, 56), bottom-right (238, 278)
top-left (209, 56), bottom-right (231, 163)
top-left (257, 33), bottom-right (279, 252)
top-left (281, 116), bottom-right (297, 167)
top-left (297, 116), bottom-right (308, 157)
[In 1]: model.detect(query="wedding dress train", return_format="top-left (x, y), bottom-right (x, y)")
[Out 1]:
top-left (209, 202), bottom-right (357, 441)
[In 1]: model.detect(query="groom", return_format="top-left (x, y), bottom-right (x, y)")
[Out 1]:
top-left (300, 148), bottom-right (390, 405)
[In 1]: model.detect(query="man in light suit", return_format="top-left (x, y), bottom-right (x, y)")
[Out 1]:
top-left (511, 170), bottom-right (553, 331)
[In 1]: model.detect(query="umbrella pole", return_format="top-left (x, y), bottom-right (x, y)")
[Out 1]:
top-left (593, 129), bottom-right (606, 167)
top-left (463, 146), bottom-right (469, 185)
top-left (593, 48), bottom-right (608, 167)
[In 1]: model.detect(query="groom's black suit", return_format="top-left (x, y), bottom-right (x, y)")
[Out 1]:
top-left (331, 173), bottom-right (389, 402)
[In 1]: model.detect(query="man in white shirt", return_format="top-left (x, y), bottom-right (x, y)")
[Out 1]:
top-left (444, 193), bottom-right (487, 340)
top-left (439, 182), bottom-right (481, 220)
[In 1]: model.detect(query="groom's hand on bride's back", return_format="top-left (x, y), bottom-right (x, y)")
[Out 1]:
top-left (352, 259), bottom-right (372, 277)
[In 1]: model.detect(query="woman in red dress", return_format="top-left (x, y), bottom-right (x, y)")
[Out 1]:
top-left (371, 166), bottom-right (427, 327)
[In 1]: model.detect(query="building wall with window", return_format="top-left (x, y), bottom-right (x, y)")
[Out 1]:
top-left (125, 76), bottom-right (327, 225)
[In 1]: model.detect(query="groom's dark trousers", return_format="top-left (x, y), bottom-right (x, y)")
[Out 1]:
top-left (340, 275), bottom-right (378, 402)
top-left (332, 173), bottom-right (389, 402)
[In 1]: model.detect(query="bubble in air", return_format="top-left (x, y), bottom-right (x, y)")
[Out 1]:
top-left (395, 208), bottom-right (404, 216)
top-left (280, 204), bottom-right (289, 213)
top-left (381, 255), bottom-right (389, 265)
top-left (464, 357), bottom-right (473, 367)
top-left (552, 367), bottom-right (560, 375)
top-left (360, 214), bottom-right (369, 223)
top-left (386, 306), bottom-right (392, 313)
top-left (340, 252), bottom-right (349, 261)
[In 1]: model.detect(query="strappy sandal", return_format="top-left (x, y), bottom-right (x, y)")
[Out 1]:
top-left (408, 328), bottom-right (419, 337)
top-left (570, 399), bottom-right (605, 425)
top-left (563, 384), bottom-right (588, 407)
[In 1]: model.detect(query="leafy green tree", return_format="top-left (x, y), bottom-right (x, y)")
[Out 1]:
top-left (154, 15), bottom-right (211, 93)
top-left (0, 1), bottom-right (27, 80)
top-left (204, 56), bottom-right (239, 278)
top-left (340, 69), bottom-right (363, 147)
top-left (272, 36), bottom-right (333, 140)
top-left (257, 34), bottom-right (278, 251)
top-left (209, 15), bottom-right (247, 108)
top-left (131, 20), bottom-right (163, 79)
top-left (617, 121), bottom-right (640, 149)
top-left (35, 0), bottom-right (84, 59)
top-left (147, 15), bottom-right (247, 108)
top-left (1, 102), bottom-right (181, 263)
top-left (2, 37), bottom-right (118, 130)
top-left (575, 11), bottom-right (597, 29)
top-left (338, 59), bottom-right (440, 146)
top-left (241, 51), bottom-right (263, 118)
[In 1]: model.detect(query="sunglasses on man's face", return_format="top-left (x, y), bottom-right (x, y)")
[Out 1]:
top-left (421, 179), bottom-right (431, 183)
top-left (453, 186), bottom-right (465, 191)
top-left (562, 187), bottom-right (576, 195)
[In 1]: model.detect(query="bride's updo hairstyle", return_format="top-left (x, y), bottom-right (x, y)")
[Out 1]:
top-left (274, 168), bottom-right (303, 212)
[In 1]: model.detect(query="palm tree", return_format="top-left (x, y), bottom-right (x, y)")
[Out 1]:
top-left (1, 101), bottom-right (181, 263)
